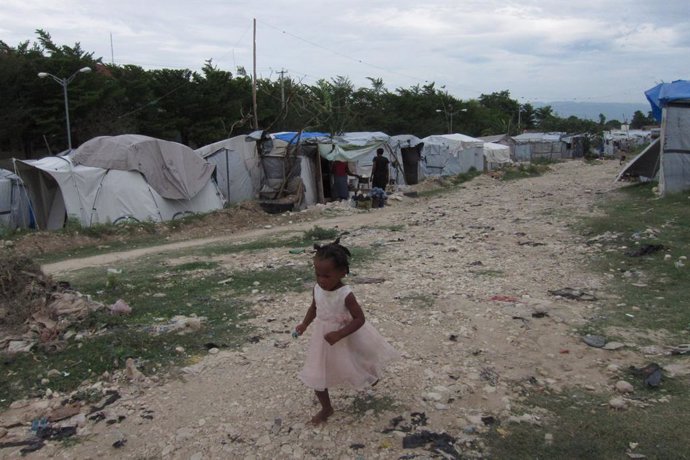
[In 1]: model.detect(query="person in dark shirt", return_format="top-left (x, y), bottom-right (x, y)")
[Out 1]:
top-left (370, 148), bottom-right (389, 190)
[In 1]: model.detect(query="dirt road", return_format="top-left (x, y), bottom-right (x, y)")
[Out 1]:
top-left (19, 160), bottom-right (635, 459)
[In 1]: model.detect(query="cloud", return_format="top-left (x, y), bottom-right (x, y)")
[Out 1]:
top-left (1, 0), bottom-right (688, 103)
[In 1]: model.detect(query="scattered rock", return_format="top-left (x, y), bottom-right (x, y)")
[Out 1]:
top-left (615, 381), bottom-right (634, 393)
top-left (603, 341), bottom-right (625, 350)
top-left (582, 335), bottom-right (606, 348)
top-left (609, 397), bottom-right (627, 410)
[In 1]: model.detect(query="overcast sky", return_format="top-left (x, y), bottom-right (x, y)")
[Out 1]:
top-left (2, 0), bottom-right (688, 104)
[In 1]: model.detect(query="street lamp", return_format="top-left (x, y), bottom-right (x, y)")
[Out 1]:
top-left (37, 66), bottom-right (92, 150)
top-left (435, 105), bottom-right (468, 134)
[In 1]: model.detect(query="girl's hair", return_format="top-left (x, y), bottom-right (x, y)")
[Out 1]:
top-left (313, 238), bottom-right (351, 274)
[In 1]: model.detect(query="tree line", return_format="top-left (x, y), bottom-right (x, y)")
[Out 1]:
top-left (0, 31), bottom-right (655, 160)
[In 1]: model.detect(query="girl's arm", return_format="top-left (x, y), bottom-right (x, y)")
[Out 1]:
top-left (324, 292), bottom-right (365, 345)
top-left (295, 296), bottom-right (316, 335)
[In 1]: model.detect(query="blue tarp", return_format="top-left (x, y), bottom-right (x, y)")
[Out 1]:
top-left (645, 80), bottom-right (690, 122)
top-left (273, 132), bottom-right (329, 144)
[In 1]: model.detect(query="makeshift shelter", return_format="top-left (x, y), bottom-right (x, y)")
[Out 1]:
top-left (616, 138), bottom-right (660, 182)
top-left (389, 135), bottom-right (424, 185)
top-left (15, 135), bottom-right (225, 229)
top-left (512, 132), bottom-right (566, 161)
top-left (620, 80), bottom-right (690, 195)
top-left (0, 169), bottom-right (33, 230)
top-left (420, 134), bottom-right (484, 176)
top-left (317, 132), bottom-right (410, 195)
top-left (255, 131), bottom-right (323, 210)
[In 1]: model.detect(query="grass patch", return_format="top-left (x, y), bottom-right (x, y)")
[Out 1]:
top-left (581, 183), bottom-right (690, 338)
top-left (350, 394), bottom-right (398, 417)
top-left (450, 167), bottom-right (482, 185)
top-left (416, 168), bottom-right (483, 198)
top-left (486, 380), bottom-right (690, 459)
top-left (502, 163), bottom-right (551, 181)
top-left (471, 268), bottom-right (505, 277)
top-left (303, 225), bottom-right (339, 241)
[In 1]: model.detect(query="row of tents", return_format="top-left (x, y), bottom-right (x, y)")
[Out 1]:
top-left (1, 131), bottom-right (514, 231)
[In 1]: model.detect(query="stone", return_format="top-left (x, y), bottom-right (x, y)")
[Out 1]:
top-left (603, 341), bottom-right (625, 350)
top-left (609, 397), bottom-right (627, 410)
top-left (615, 381), bottom-right (634, 393)
top-left (208, 348), bottom-right (220, 355)
top-left (544, 433), bottom-right (554, 445)
top-left (422, 392), bottom-right (443, 401)
top-left (175, 427), bottom-right (195, 442)
top-left (47, 369), bottom-right (62, 378)
top-left (256, 434), bottom-right (271, 447)
top-left (606, 364), bottom-right (620, 372)
top-left (582, 335), bottom-right (606, 348)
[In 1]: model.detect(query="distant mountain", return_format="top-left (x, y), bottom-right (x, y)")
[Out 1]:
top-left (533, 101), bottom-right (651, 122)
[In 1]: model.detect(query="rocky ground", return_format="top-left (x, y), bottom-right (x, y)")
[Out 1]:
top-left (2, 160), bottom-right (648, 459)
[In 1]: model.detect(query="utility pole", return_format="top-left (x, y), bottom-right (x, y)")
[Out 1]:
top-left (277, 68), bottom-right (287, 110)
top-left (110, 32), bottom-right (115, 65)
top-left (252, 18), bottom-right (258, 130)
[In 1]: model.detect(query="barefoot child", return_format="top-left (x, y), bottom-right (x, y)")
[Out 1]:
top-left (295, 239), bottom-right (399, 424)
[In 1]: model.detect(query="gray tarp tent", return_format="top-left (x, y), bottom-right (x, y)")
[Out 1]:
top-left (15, 136), bottom-right (225, 229)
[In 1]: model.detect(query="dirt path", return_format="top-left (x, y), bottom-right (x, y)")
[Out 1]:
top-left (13, 160), bottom-right (636, 459)
top-left (41, 204), bottom-right (409, 276)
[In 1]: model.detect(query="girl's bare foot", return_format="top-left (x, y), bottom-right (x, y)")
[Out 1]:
top-left (311, 407), bottom-right (334, 424)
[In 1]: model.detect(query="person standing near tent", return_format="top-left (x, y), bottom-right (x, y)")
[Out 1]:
top-left (331, 160), bottom-right (355, 201)
top-left (371, 148), bottom-right (390, 190)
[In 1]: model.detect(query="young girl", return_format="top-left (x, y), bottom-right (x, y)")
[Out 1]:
top-left (295, 239), bottom-right (399, 424)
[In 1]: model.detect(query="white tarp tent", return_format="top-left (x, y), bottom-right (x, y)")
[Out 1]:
top-left (0, 169), bottom-right (33, 230)
top-left (420, 134), bottom-right (484, 176)
top-left (195, 135), bottom-right (262, 204)
top-left (15, 136), bottom-right (225, 230)
top-left (482, 142), bottom-right (512, 170)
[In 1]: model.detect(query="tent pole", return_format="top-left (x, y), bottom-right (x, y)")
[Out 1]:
top-left (315, 148), bottom-right (325, 203)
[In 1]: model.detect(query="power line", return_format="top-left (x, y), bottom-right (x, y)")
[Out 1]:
top-left (256, 19), bottom-right (435, 86)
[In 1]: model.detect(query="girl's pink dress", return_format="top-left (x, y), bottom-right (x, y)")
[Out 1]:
top-left (299, 284), bottom-right (399, 391)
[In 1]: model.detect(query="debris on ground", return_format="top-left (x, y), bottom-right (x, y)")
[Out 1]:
top-left (0, 254), bottom-right (104, 354)
top-left (630, 363), bottom-right (663, 387)
top-left (402, 430), bottom-right (461, 458)
top-left (548, 287), bottom-right (597, 301)
top-left (626, 244), bottom-right (665, 257)
top-left (141, 315), bottom-right (205, 335)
